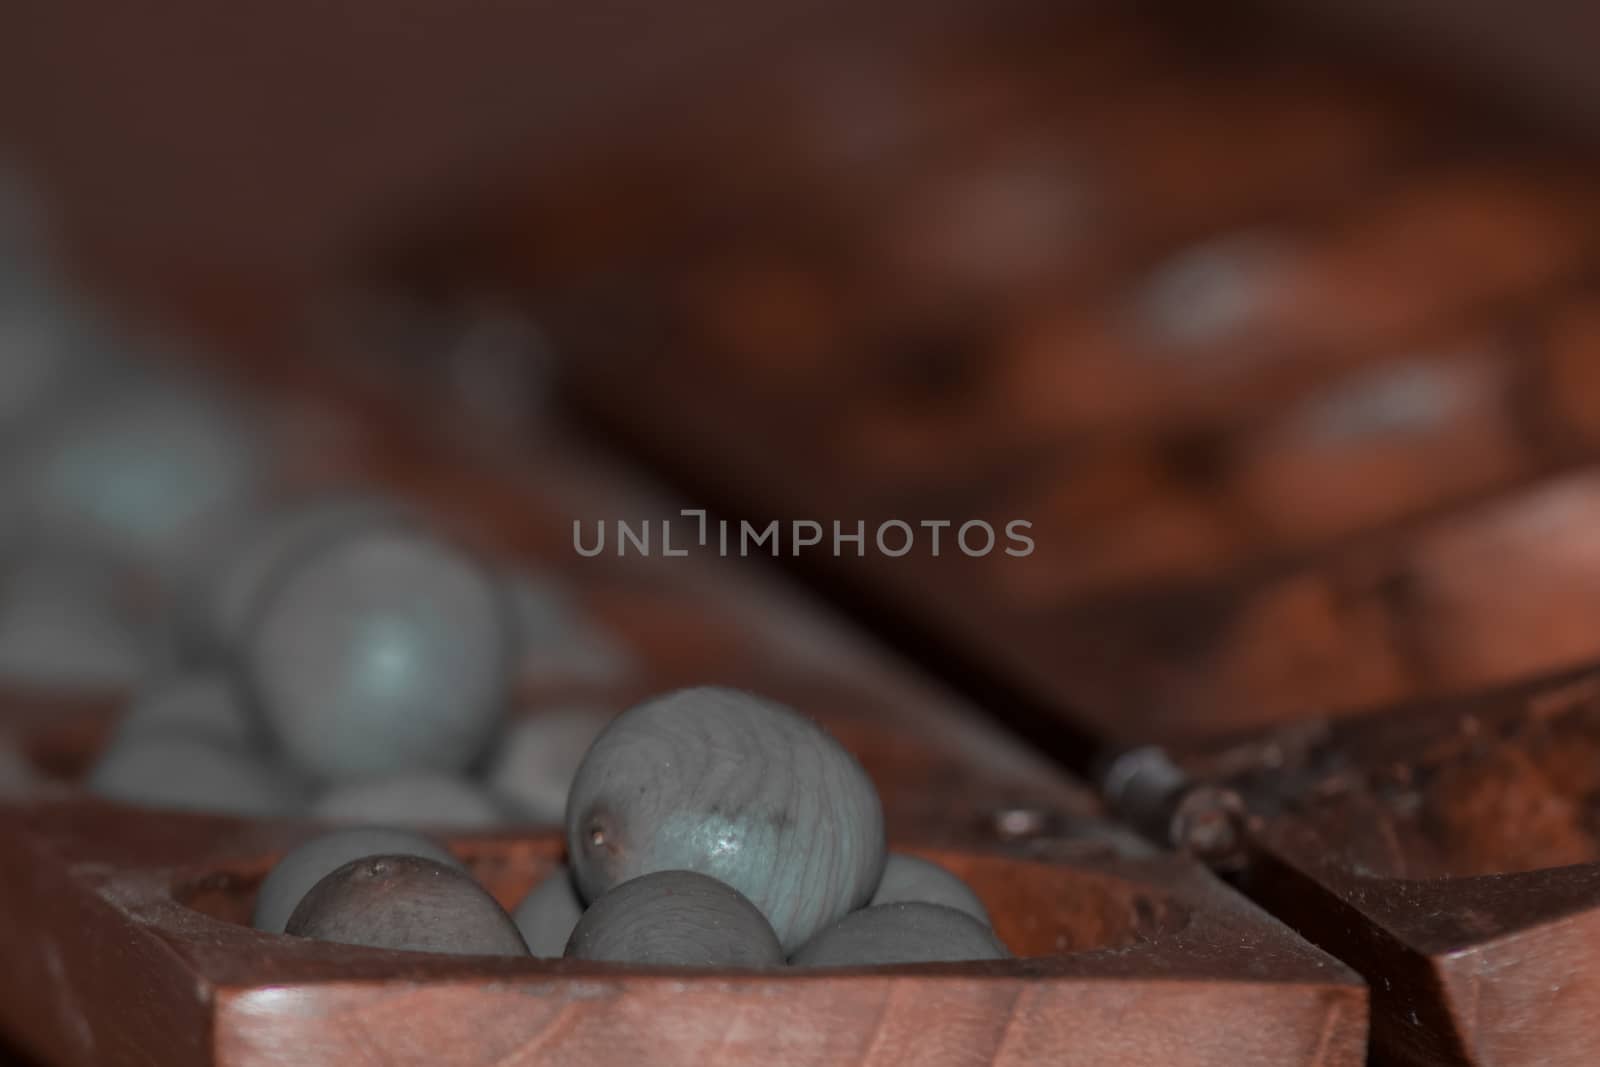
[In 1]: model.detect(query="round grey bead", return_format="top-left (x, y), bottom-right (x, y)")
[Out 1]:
top-left (565, 870), bottom-right (783, 968)
top-left (285, 855), bottom-right (528, 957)
top-left (253, 827), bottom-right (462, 934)
top-left (484, 707), bottom-right (612, 824)
top-left (194, 492), bottom-right (407, 658)
top-left (12, 379), bottom-right (266, 578)
top-left (312, 774), bottom-right (505, 829)
top-left (566, 685), bottom-right (885, 953)
top-left (869, 853), bottom-right (990, 926)
top-left (112, 673), bottom-right (259, 752)
top-left (790, 902), bottom-right (1010, 967)
top-left (245, 527), bottom-right (512, 781)
top-left (511, 865), bottom-right (585, 958)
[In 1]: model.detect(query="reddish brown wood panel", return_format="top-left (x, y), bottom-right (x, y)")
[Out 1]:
top-left (479, 8), bottom-right (1600, 748)
top-left (1183, 665), bottom-right (1600, 1067)
top-left (0, 801), bottom-right (1364, 1067)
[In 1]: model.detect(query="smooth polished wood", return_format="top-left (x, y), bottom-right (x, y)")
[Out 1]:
top-left (0, 804), bottom-right (1364, 1067)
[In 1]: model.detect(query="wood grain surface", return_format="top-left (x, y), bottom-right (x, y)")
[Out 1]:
top-left (13, 2), bottom-right (1600, 1063)
top-left (1177, 664), bottom-right (1600, 1066)
top-left (503, 7), bottom-right (1600, 752)
top-left (373, 7), bottom-right (1600, 1065)
top-left (0, 300), bottom-right (1367, 1064)
top-left (0, 803), bottom-right (1364, 1067)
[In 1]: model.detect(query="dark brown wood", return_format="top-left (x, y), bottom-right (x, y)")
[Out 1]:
top-left (548, 303), bottom-right (1600, 752)
top-left (1272, 0), bottom-right (1600, 139)
top-left (545, 182), bottom-right (1600, 610)
top-left (1187, 665), bottom-right (1600, 1067)
top-left (0, 0), bottom-right (996, 286)
top-left (1008, 462), bottom-right (1600, 746)
top-left (503, 6), bottom-right (1600, 750)
top-left (385, 5), bottom-right (1432, 289)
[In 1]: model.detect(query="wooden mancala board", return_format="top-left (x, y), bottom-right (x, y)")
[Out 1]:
top-left (374, 5), bottom-right (1600, 1065)
top-left (0, 329), bottom-right (1366, 1067)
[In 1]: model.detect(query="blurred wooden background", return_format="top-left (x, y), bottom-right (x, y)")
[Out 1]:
top-left (1, 0), bottom-right (1595, 324)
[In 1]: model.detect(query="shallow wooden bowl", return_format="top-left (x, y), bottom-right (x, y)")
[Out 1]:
top-left (0, 803), bottom-right (1365, 1067)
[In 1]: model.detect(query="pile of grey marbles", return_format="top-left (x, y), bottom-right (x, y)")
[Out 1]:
top-left (256, 686), bottom-right (1010, 968)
